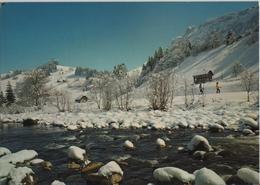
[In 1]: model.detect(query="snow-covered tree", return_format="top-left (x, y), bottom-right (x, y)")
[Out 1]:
top-left (240, 69), bottom-right (257, 102)
top-left (225, 31), bottom-right (236, 45)
top-left (211, 32), bottom-right (221, 48)
top-left (17, 70), bottom-right (49, 106)
top-left (0, 91), bottom-right (6, 106)
top-left (5, 81), bottom-right (16, 105)
top-left (113, 63), bottom-right (127, 80)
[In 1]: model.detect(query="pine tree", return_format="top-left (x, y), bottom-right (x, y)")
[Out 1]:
top-left (0, 91), bottom-right (5, 106)
top-left (5, 81), bottom-right (15, 105)
top-left (157, 47), bottom-right (164, 59)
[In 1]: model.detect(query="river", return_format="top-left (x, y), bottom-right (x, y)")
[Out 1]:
top-left (0, 123), bottom-right (259, 185)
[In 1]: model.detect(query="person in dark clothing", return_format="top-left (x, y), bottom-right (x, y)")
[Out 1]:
top-left (199, 83), bottom-right (204, 94)
top-left (216, 82), bottom-right (221, 94)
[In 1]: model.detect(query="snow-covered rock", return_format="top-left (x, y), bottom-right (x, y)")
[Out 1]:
top-left (0, 162), bottom-right (14, 178)
top-left (67, 146), bottom-right (86, 161)
top-left (187, 135), bottom-right (212, 152)
top-left (0, 150), bottom-right (38, 164)
top-left (67, 125), bottom-right (78, 131)
top-left (237, 167), bottom-right (259, 184)
top-left (51, 180), bottom-right (66, 185)
top-left (240, 117), bottom-right (259, 130)
top-left (123, 140), bottom-right (135, 150)
top-left (98, 161), bottom-right (123, 177)
top-left (9, 167), bottom-right (35, 185)
top-left (194, 167), bottom-right (226, 185)
top-left (30, 158), bottom-right (44, 165)
top-left (0, 147), bottom-right (11, 157)
top-left (156, 138), bottom-right (166, 148)
top-left (153, 167), bottom-right (195, 183)
top-left (242, 128), bottom-right (255, 136)
top-left (246, 113), bottom-right (258, 120)
top-left (209, 123), bottom-right (224, 132)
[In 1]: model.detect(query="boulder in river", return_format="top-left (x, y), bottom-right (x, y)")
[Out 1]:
top-left (85, 161), bottom-right (123, 185)
top-left (41, 161), bottom-right (53, 171)
top-left (187, 135), bottom-right (212, 152)
top-left (51, 180), bottom-right (66, 185)
top-left (153, 167), bottom-right (195, 183)
top-left (67, 146), bottom-right (86, 161)
top-left (81, 162), bottom-right (104, 174)
top-left (9, 167), bottom-right (36, 185)
top-left (123, 140), bottom-right (135, 150)
top-left (237, 167), bottom-right (260, 184)
top-left (194, 167), bottom-right (226, 185)
top-left (156, 138), bottom-right (166, 149)
top-left (22, 119), bottom-right (38, 127)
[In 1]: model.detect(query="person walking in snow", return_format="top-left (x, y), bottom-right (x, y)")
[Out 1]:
top-left (216, 81), bottom-right (221, 94)
top-left (199, 83), bottom-right (204, 94)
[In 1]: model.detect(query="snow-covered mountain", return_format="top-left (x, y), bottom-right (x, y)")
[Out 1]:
top-left (139, 6), bottom-right (259, 83)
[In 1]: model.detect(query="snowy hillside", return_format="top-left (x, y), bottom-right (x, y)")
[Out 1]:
top-left (140, 6), bottom-right (259, 82)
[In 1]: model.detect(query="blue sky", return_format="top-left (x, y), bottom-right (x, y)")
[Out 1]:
top-left (0, 2), bottom-right (258, 73)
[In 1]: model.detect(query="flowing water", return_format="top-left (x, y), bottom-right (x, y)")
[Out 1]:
top-left (0, 123), bottom-right (259, 185)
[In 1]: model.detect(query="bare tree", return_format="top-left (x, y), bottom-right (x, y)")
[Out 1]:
top-left (147, 72), bottom-right (171, 110)
top-left (114, 73), bottom-right (138, 111)
top-left (53, 90), bottom-right (71, 112)
top-left (17, 70), bottom-right (49, 106)
top-left (240, 69), bottom-right (257, 102)
top-left (90, 74), bottom-right (114, 111)
top-left (169, 70), bottom-right (177, 107)
top-left (90, 76), bottom-right (104, 109)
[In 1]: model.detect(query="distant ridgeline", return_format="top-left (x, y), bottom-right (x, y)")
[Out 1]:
top-left (138, 6), bottom-right (259, 85)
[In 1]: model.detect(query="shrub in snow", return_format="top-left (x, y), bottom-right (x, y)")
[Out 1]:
top-left (0, 147), bottom-right (11, 157)
top-left (209, 123), bottom-right (224, 133)
top-left (194, 167), bottom-right (226, 185)
top-left (0, 150), bottom-right (38, 164)
top-left (187, 135), bottom-right (212, 152)
top-left (240, 117), bottom-right (259, 130)
top-left (67, 146), bottom-right (86, 161)
top-left (8, 167), bottom-right (35, 185)
top-left (156, 138), bottom-right (166, 148)
top-left (51, 180), bottom-right (66, 185)
top-left (237, 167), bottom-right (259, 184)
top-left (123, 140), bottom-right (135, 150)
top-left (153, 167), bottom-right (195, 183)
top-left (98, 161), bottom-right (123, 177)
